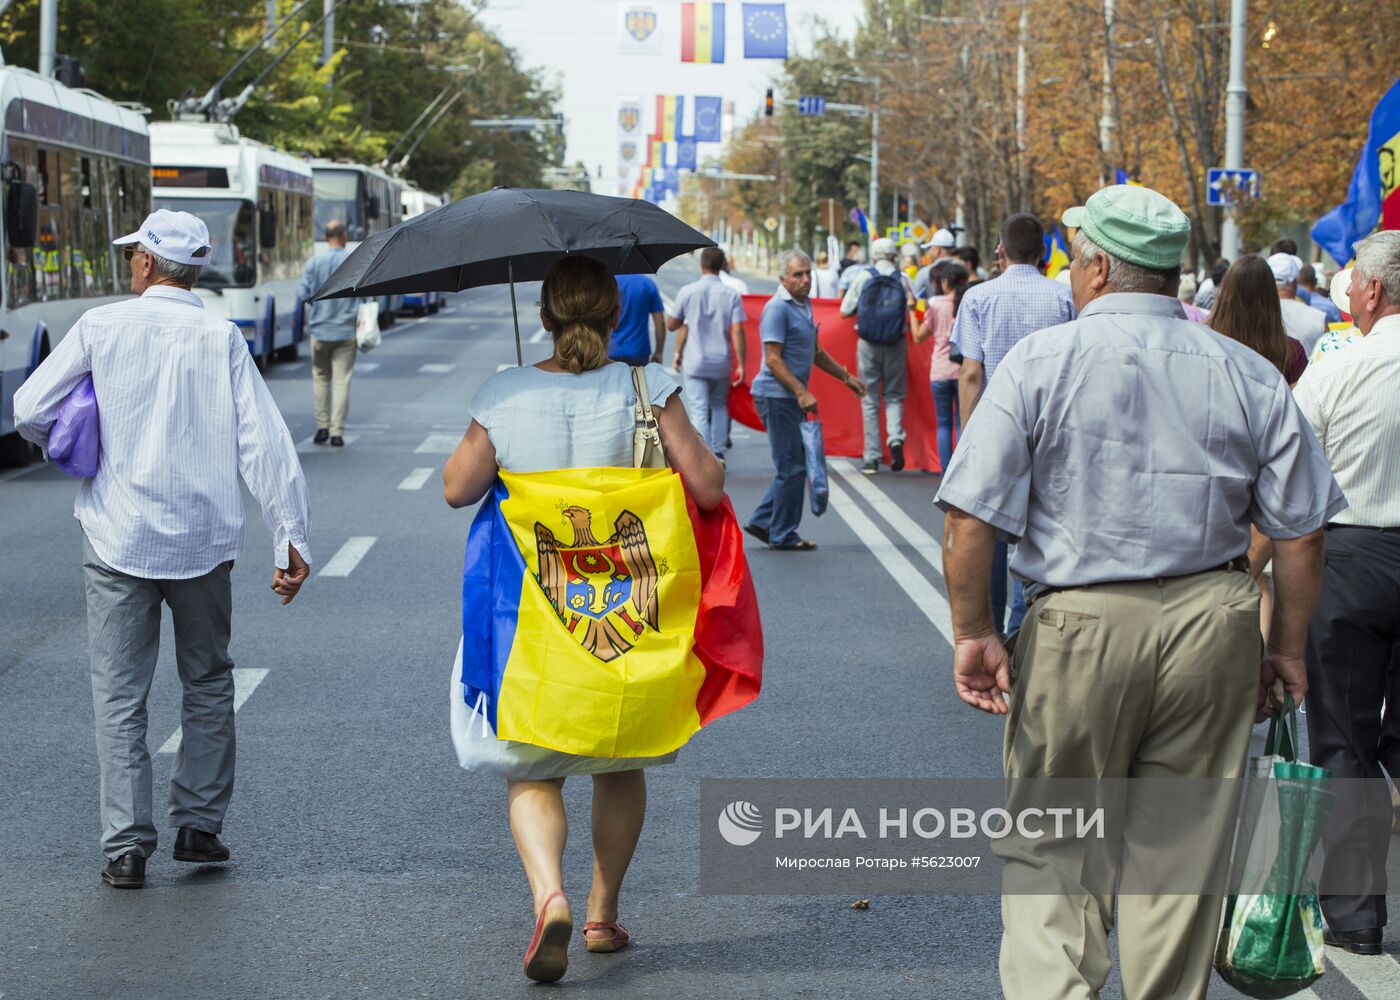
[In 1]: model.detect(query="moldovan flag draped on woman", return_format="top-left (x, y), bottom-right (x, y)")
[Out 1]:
top-left (461, 467), bottom-right (763, 758)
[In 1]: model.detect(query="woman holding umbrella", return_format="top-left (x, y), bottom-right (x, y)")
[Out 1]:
top-left (442, 255), bottom-right (726, 982)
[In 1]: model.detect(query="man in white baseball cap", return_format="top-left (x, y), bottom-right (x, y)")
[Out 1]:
top-left (14, 207), bottom-right (312, 890)
top-left (1268, 251), bottom-right (1327, 356)
top-left (915, 227), bottom-right (957, 300)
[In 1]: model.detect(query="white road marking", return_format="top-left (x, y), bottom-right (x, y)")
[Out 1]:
top-left (419, 363), bottom-right (454, 374)
top-left (0, 463), bottom-right (45, 485)
top-left (397, 467), bottom-right (435, 491)
top-left (415, 433), bottom-right (460, 454)
top-left (280, 362), bottom-right (307, 373)
top-left (1324, 949), bottom-right (1400, 997)
top-left (831, 460), bottom-right (943, 578)
top-left (529, 327), bottom-right (549, 343)
top-left (157, 668), bottom-right (269, 755)
top-left (319, 536), bottom-right (377, 577)
top-left (496, 363), bottom-right (517, 372)
top-left (828, 480), bottom-right (954, 645)
top-left (295, 433), bottom-right (359, 453)
top-left (356, 362), bottom-right (380, 372)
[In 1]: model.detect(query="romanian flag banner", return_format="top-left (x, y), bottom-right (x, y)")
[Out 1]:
top-left (460, 468), bottom-right (763, 759)
top-left (681, 3), bottom-right (726, 63)
top-left (1313, 78), bottom-right (1400, 265)
top-left (655, 95), bottom-right (683, 142)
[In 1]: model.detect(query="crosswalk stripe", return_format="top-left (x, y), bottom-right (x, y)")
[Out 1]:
top-left (397, 467), bottom-right (435, 491)
top-left (157, 668), bottom-right (269, 755)
top-left (529, 327), bottom-right (549, 343)
top-left (356, 362), bottom-right (379, 372)
top-left (414, 433), bottom-right (459, 454)
top-left (831, 460), bottom-right (943, 578)
top-left (319, 536), bottom-right (377, 577)
top-left (1324, 948), bottom-right (1400, 996)
top-left (828, 480), bottom-right (954, 646)
top-left (419, 363), bottom-right (454, 373)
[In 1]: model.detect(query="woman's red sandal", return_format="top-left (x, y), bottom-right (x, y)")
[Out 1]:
top-left (523, 891), bottom-right (572, 982)
top-left (584, 920), bottom-right (630, 954)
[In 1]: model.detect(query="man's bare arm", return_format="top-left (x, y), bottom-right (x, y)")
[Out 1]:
top-left (942, 507), bottom-right (1010, 714)
top-left (1261, 529), bottom-right (1324, 712)
top-left (958, 359), bottom-right (986, 421)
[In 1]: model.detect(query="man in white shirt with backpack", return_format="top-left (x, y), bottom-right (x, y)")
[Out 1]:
top-left (840, 237), bottom-right (917, 474)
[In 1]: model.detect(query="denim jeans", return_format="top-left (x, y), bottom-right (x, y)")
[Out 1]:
top-left (930, 378), bottom-right (960, 473)
top-left (683, 373), bottom-right (731, 457)
top-left (1008, 579), bottom-right (1027, 635)
top-left (750, 395), bottom-right (806, 547)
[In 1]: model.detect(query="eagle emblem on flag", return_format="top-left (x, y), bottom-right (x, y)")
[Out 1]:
top-left (535, 505), bottom-right (658, 663)
top-left (625, 10), bottom-right (658, 41)
top-left (619, 106), bottom-right (640, 132)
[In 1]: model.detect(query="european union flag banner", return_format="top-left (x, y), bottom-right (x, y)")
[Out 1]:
top-left (461, 469), bottom-right (763, 758)
top-left (694, 95), bottom-right (723, 141)
top-left (677, 137), bottom-right (698, 170)
top-left (1313, 78), bottom-right (1400, 265)
top-left (742, 3), bottom-right (787, 59)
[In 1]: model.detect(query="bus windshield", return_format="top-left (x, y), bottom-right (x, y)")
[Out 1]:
top-left (153, 196), bottom-right (255, 289)
top-left (313, 170), bottom-right (364, 239)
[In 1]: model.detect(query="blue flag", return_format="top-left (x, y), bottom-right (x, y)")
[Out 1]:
top-left (742, 3), bottom-right (787, 59)
top-left (694, 96), bottom-right (723, 142)
top-left (1114, 167), bottom-right (1130, 185)
top-left (1312, 78), bottom-right (1400, 265)
top-left (677, 137), bottom-right (698, 170)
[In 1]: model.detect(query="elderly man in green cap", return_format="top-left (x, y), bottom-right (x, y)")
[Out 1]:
top-left (935, 185), bottom-right (1345, 998)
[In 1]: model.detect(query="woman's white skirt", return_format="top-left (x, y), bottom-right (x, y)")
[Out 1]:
top-left (448, 637), bottom-right (679, 780)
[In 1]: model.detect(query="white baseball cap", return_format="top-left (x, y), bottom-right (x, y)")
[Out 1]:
top-left (921, 227), bottom-right (955, 249)
top-left (871, 236), bottom-right (898, 261)
top-left (114, 209), bottom-right (213, 266)
top-left (1266, 252), bottom-right (1302, 285)
top-left (1330, 267), bottom-right (1354, 316)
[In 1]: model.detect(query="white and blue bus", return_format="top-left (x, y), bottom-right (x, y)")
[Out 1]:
top-left (400, 184), bottom-right (444, 315)
top-left (151, 122), bottom-right (314, 368)
top-left (310, 159), bottom-right (403, 325)
top-left (0, 67), bottom-right (151, 466)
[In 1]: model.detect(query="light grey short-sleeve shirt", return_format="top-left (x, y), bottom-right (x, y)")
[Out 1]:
top-left (935, 293), bottom-right (1346, 594)
top-left (471, 361), bottom-right (681, 471)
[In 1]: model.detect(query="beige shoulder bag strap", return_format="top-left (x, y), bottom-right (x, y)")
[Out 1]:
top-left (630, 365), bottom-right (668, 468)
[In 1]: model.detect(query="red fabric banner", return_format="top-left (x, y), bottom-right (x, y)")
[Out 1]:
top-left (729, 293), bottom-right (946, 473)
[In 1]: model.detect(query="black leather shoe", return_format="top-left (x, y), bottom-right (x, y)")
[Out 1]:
top-left (173, 827), bottom-right (230, 864)
top-left (1324, 927), bottom-right (1382, 955)
top-left (102, 852), bottom-right (146, 889)
top-left (890, 441), bottom-right (906, 472)
top-left (330, 435), bottom-right (345, 447)
top-left (313, 428), bottom-right (330, 444)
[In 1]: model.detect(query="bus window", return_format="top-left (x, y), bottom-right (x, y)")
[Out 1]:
top-left (6, 138), bottom-right (38, 308)
top-left (35, 148), bottom-right (66, 301)
top-left (153, 196), bottom-right (255, 289)
top-left (313, 169), bottom-right (363, 240)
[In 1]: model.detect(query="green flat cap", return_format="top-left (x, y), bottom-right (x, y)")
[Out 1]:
top-left (1061, 185), bottom-right (1190, 270)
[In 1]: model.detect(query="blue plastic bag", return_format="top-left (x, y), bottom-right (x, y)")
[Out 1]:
top-left (800, 416), bottom-right (828, 516)
top-left (47, 375), bottom-right (100, 478)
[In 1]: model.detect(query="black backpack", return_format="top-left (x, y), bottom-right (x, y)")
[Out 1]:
top-left (856, 268), bottom-right (908, 344)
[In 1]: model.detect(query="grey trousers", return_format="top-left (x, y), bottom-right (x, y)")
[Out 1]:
top-left (856, 339), bottom-right (907, 462)
top-left (82, 534), bottom-right (236, 860)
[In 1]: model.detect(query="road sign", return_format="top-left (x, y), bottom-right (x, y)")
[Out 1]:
top-left (1207, 167), bottom-right (1260, 206)
top-left (797, 96), bottom-right (826, 116)
top-left (763, 216), bottom-right (779, 232)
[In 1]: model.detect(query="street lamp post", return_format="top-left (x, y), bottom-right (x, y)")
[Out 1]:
top-left (1219, 0), bottom-right (1247, 260)
top-left (839, 75), bottom-right (880, 250)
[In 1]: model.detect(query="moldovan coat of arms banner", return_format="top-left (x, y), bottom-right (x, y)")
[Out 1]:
top-left (461, 468), bottom-right (763, 758)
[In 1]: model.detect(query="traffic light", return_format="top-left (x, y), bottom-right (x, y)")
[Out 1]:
top-left (764, 88), bottom-right (774, 117)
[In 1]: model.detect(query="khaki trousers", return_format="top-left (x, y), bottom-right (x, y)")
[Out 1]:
top-left (311, 336), bottom-right (357, 436)
top-left (998, 570), bottom-right (1260, 1000)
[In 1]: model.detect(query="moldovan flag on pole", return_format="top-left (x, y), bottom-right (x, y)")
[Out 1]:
top-left (460, 469), bottom-right (763, 758)
top-left (1313, 77), bottom-right (1400, 265)
top-left (681, 3), bottom-right (726, 63)
top-left (656, 95), bottom-right (682, 142)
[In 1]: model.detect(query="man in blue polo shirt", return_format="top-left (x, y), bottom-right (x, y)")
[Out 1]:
top-left (609, 272), bottom-right (666, 366)
top-left (745, 249), bottom-right (865, 551)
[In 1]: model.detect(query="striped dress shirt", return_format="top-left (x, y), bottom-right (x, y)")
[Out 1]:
top-left (14, 285), bottom-right (312, 579)
top-left (1292, 313), bottom-right (1400, 528)
top-left (951, 264), bottom-right (1076, 380)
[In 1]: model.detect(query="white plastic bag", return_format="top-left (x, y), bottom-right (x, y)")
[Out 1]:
top-left (355, 300), bottom-right (381, 352)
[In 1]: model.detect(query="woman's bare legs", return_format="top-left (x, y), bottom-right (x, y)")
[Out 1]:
top-left (507, 777), bottom-right (569, 914)
top-left (587, 769), bottom-right (647, 930)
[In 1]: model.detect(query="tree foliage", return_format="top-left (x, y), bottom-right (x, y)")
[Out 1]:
top-left (0, 0), bottom-right (562, 197)
top-left (711, 0), bottom-right (1400, 264)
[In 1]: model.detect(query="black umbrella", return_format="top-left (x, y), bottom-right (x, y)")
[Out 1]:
top-left (309, 187), bottom-right (715, 364)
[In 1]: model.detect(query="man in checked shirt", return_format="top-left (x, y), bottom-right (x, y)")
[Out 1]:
top-left (15, 209), bottom-right (312, 890)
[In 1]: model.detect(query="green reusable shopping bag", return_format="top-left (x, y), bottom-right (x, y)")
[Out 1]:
top-left (1214, 700), bottom-right (1334, 999)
